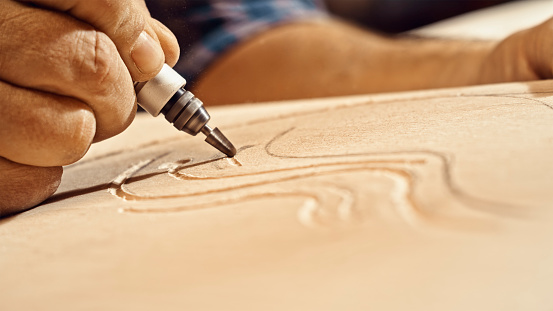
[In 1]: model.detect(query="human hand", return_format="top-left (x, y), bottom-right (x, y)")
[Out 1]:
top-left (0, 0), bottom-right (180, 216)
top-left (480, 17), bottom-right (553, 83)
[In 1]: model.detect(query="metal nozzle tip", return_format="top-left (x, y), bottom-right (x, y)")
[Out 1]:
top-left (202, 126), bottom-right (237, 157)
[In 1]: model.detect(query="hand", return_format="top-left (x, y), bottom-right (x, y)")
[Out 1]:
top-left (480, 17), bottom-right (553, 83)
top-left (0, 0), bottom-right (180, 216)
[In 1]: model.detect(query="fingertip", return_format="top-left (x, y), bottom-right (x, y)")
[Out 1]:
top-left (151, 19), bottom-right (180, 67)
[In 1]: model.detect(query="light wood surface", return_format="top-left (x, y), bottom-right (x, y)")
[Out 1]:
top-left (1, 80), bottom-right (553, 310)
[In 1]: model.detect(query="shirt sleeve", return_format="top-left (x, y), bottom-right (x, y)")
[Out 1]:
top-left (146, 0), bottom-right (329, 86)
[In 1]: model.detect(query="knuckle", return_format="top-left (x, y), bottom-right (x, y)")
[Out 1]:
top-left (53, 107), bottom-right (96, 165)
top-left (111, 6), bottom-right (146, 40)
top-left (87, 0), bottom-right (146, 44)
top-left (70, 30), bottom-right (136, 142)
top-left (0, 90), bottom-right (96, 167)
top-left (28, 97), bottom-right (96, 166)
top-left (0, 161), bottom-right (62, 217)
top-left (73, 30), bottom-right (120, 93)
top-left (93, 98), bottom-right (136, 142)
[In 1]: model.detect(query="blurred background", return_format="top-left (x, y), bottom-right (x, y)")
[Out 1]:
top-left (323, 0), bottom-right (515, 33)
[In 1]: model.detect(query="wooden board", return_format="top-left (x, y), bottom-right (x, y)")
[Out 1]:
top-left (1, 81), bottom-right (553, 310)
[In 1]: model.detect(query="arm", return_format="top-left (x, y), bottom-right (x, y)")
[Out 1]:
top-left (192, 18), bottom-right (552, 104)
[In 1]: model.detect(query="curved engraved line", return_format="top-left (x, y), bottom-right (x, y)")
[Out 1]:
top-left (103, 94), bottom-right (552, 218)
top-left (118, 185), bottom-right (368, 229)
top-left (370, 170), bottom-right (419, 224)
top-left (172, 159), bottom-right (424, 180)
top-left (479, 94), bottom-right (553, 111)
top-left (121, 169), bottom-right (420, 227)
top-left (111, 122), bottom-right (529, 219)
top-left (69, 92), bottom-right (553, 169)
top-left (265, 127), bottom-right (523, 215)
top-left (298, 184), bottom-right (356, 228)
top-left (104, 93), bottom-right (553, 220)
top-left (323, 185), bottom-right (356, 222)
top-left (121, 191), bottom-right (322, 225)
top-left (121, 184), bottom-right (359, 228)
top-left (111, 160), bottom-right (417, 202)
top-left (114, 163), bottom-right (351, 228)
top-left (110, 158), bottom-right (423, 227)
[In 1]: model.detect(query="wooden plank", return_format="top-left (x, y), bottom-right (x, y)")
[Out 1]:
top-left (1, 81), bottom-right (553, 310)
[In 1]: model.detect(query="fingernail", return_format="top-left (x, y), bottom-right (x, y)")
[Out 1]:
top-left (131, 31), bottom-right (164, 74)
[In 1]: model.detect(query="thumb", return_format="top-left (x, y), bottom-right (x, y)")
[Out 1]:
top-left (18, 0), bottom-right (167, 81)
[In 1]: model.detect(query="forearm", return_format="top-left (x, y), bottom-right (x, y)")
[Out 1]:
top-left (193, 19), bottom-right (498, 104)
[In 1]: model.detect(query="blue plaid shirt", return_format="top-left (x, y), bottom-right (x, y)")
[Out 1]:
top-left (146, 0), bottom-right (328, 85)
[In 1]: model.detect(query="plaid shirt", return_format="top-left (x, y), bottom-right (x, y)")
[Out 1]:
top-left (146, 0), bottom-right (328, 85)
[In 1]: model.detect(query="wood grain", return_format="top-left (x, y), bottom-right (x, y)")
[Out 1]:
top-left (1, 81), bottom-right (553, 310)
